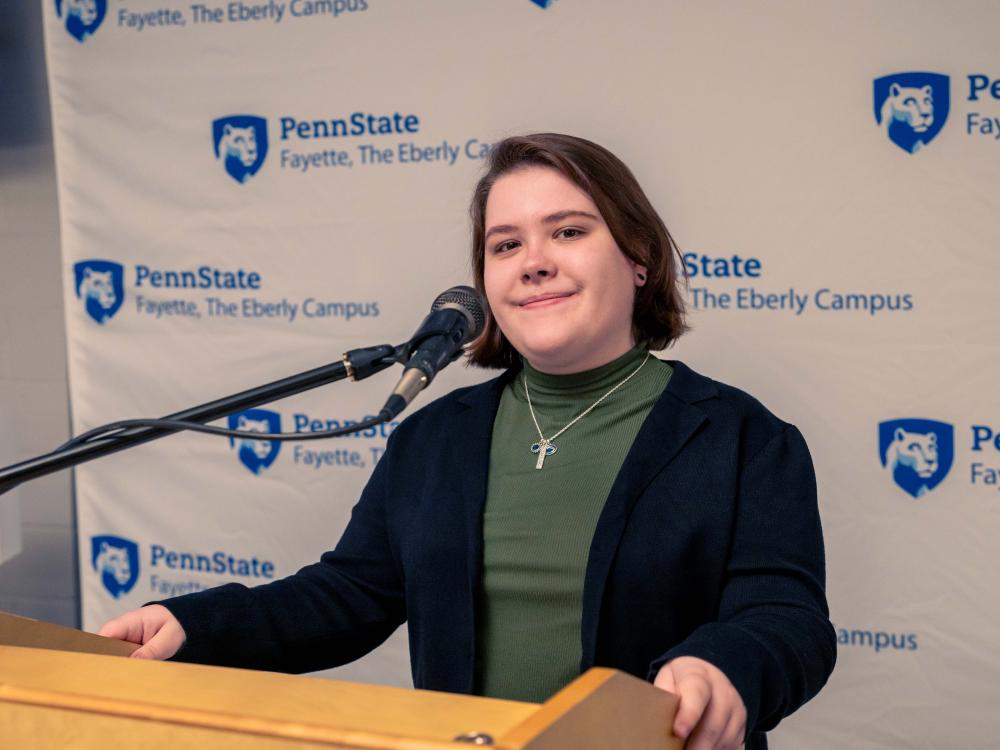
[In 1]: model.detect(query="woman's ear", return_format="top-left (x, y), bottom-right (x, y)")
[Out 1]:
top-left (634, 265), bottom-right (648, 287)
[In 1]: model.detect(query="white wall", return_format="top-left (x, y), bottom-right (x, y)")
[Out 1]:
top-left (0, 1), bottom-right (77, 627)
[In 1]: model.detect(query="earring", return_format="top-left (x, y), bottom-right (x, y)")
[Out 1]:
top-left (636, 272), bottom-right (647, 282)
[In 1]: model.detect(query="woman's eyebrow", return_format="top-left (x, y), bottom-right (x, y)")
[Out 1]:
top-left (484, 223), bottom-right (518, 240)
top-left (485, 210), bottom-right (599, 241)
top-left (541, 209), bottom-right (599, 225)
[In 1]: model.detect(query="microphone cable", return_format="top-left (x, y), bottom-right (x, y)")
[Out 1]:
top-left (57, 411), bottom-right (394, 452)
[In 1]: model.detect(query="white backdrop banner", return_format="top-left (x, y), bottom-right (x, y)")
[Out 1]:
top-left (43, 1), bottom-right (999, 747)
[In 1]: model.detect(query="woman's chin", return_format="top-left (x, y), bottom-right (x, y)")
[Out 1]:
top-left (517, 340), bottom-right (590, 373)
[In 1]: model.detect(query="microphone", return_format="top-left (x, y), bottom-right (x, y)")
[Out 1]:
top-left (381, 286), bottom-right (486, 419)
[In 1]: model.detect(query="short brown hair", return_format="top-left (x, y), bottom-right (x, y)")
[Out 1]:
top-left (467, 133), bottom-right (688, 369)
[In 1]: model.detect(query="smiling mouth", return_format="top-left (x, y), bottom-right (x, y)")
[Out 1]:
top-left (519, 292), bottom-right (574, 308)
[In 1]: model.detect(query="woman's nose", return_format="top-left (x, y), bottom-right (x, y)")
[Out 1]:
top-left (520, 241), bottom-right (556, 282)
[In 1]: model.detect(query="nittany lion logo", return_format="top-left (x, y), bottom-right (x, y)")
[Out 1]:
top-left (55, 0), bottom-right (107, 42)
top-left (874, 73), bottom-right (950, 154)
top-left (229, 408), bottom-right (281, 474)
top-left (74, 260), bottom-right (125, 324)
top-left (91, 535), bottom-right (140, 598)
top-left (879, 419), bottom-right (954, 498)
top-left (212, 116), bottom-right (269, 184)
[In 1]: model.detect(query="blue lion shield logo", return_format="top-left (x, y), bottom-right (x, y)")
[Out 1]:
top-left (213, 116), bottom-right (269, 184)
top-left (229, 408), bottom-right (281, 474)
top-left (91, 535), bottom-right (140, 598)
top-left (55, 0), bottom-right (108, 43)
top-left (879, 419), bottom-right (954, 498)
top-left (74, 260), bottom-right (125, 324)
top-left (874, 72), bottom-right (950, 154)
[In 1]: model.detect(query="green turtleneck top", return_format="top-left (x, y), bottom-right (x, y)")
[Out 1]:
top-left (476, 347), bottom-right (673, 703)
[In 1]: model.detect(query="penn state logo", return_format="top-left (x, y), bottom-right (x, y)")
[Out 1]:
top-left (874, 72), bottom-right (950, 154)
top-left (229, 408), bottom-right (281, 475)
top-left (91, 535), bottom-right (140, 599)
top-left (55, 0), bottom-right (107, 43)
top-left (212, 116), bottom-right (269, 184)
top-left (74, 260), bottom-right (125, 324)
top-left (879, 419), bottom-right (954, 498)
top-left (530, 0), bottom-right (555, 7)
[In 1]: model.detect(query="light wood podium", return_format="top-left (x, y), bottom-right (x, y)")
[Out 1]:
top-left (0, 611), bottom-right (683, 749)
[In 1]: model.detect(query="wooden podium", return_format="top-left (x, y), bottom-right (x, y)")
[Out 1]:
top-left (0, 611), bottom-right (683, 749)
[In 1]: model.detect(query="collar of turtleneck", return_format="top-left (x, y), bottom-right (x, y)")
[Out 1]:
top-left (519, 345), bottom-right (651, 400)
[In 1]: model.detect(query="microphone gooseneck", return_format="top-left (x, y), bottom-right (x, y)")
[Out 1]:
top-left (0, 285), bottom-right (486, 494)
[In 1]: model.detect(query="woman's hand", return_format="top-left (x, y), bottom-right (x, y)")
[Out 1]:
top-left (98, 604), bottom-right (187, 660)
top-left (654, 656), bottom-right (746, 750)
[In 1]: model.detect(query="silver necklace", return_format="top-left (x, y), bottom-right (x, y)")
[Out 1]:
top-left (524, 351), bottom-right (651, 470)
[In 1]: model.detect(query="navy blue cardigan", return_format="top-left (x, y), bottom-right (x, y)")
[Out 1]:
top-left (164, 361), bottom-right (836, 748)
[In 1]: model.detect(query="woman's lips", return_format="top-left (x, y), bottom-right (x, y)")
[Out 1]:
top-left (519, 292), bottom-right (574, 309)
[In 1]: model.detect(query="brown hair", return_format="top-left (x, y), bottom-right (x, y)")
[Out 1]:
top-left (467, 133), bottom-right (688, 369)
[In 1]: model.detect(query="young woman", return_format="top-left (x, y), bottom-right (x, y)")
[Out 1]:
top-left (101, 134), bottom-right (835, 750)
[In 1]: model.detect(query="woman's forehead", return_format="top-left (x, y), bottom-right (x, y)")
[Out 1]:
top-left (485, 166), bottom-right (599, 225)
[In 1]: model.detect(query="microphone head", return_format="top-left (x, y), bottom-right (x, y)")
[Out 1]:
top-left (431, 285), bottom-right (487, 341)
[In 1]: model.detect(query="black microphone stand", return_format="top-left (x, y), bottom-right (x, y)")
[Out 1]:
top-left (0, 344), bottom-right (402, 497)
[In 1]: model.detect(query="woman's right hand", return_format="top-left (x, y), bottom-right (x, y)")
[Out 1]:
top-left (97, 604), bottom-right (187, 660)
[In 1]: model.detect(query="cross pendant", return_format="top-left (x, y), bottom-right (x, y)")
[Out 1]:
top-left (530, 439), bottom-right (557, 470)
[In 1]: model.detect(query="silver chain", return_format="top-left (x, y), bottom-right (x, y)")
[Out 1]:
top-left (524, 351), bottom-right (651, 468)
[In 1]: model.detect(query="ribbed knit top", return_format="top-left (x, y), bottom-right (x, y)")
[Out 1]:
top-left (475, 346), bottom-right (673, 702)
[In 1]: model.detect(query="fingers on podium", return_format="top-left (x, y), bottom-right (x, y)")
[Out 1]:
top-left (97, 604), bottom-right (186, 660)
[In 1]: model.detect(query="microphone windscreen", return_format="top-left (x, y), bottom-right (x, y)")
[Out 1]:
top-left (430, 285), bottom-right (486, 340)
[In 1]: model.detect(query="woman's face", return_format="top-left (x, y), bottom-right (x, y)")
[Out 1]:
top-left (483, 166), bottom-right (645, 374)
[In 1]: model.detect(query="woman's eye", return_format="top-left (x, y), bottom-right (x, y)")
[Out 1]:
top-left (494, 240), bottom-right (519, 254)
top-left (556, 227), bottom-right (584, 239)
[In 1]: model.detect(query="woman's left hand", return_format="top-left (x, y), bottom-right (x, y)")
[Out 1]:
top-left (653, 656), bottom-right (747, 750)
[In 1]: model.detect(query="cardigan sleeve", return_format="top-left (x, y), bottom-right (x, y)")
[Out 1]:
top-left (160, 437), bottom-right (406, 674)
top-left (648, 424), bottom-right (837, 736)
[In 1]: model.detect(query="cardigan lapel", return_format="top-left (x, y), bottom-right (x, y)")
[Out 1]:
top-left (579, 361), bottom-right (716, 670)
top-left (453, 371), bottom-right (511, 692)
